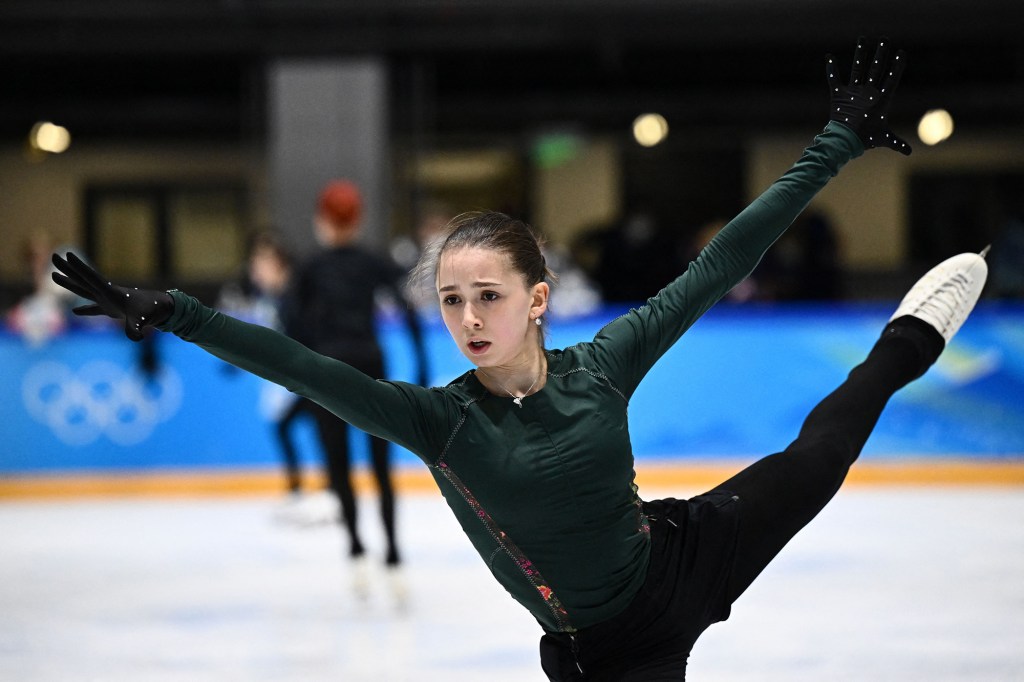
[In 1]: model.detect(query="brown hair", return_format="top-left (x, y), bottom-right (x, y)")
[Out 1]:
top-left (448, 212), bottom-right (552, 279)
top-left (411, 211), bottom-right (558, 334)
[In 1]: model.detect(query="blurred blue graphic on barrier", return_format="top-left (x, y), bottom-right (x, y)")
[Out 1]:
top-left (3, 302), bottom-right (1022, 473)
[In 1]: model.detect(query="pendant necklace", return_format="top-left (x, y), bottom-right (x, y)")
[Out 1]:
top-left (485, 367), bottom-right (541, 408)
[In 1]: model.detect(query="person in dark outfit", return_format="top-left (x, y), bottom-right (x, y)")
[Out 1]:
top-left (283, 179), bottom-right (430, 597)
top-left (218, 233), bottom-right (313, 498)
top-left (51, 39), bottom-right (990, 679)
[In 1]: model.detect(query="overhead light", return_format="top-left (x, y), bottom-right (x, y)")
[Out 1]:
top-left (29, 121), bottom-right (72, 154)
top-left (917, 109), bottom-right (954, 146)
top-left (632, 113), bottom-right (669, 147)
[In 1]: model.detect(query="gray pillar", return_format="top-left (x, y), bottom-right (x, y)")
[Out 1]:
top-left (268, 58), bottom-right (390, 259)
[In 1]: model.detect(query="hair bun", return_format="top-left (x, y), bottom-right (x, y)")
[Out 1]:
top-left (318, 180), bottom-right (362, 227)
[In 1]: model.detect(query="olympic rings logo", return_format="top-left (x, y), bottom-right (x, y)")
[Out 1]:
top-left (21, 360), bottom-right (183, 446)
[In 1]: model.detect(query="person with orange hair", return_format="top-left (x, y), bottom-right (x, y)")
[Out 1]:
top-left (281, 179), bottom-right (430, 602)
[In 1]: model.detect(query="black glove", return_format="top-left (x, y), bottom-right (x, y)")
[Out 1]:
top-left (827, 37), bottom-right (911, 155)
top-left (51, 252), bottom-right (174, 342)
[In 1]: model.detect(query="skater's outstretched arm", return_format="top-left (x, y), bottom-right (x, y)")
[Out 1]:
top-left (591, 38), bottom-right (911, 397)
top-left (51, 252), bottom-right (445, 457)
top-left (688, 38), bottom-right (910, 304)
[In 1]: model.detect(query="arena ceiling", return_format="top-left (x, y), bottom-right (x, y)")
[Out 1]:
top-left (2, 0), bottom-right (1022, 142)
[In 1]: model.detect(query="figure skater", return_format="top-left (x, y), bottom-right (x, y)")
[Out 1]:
top-left (51, 38), bottom-right (989, 679)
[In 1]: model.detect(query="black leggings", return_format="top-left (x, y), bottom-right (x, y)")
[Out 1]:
top-left (540, 317), bottom-right (942, 680)
top-left (709, 319), bottom-right (935, 603)
top-left (306, 354), bottom-right (401, 566)
top-left (309, 401), bottom-right (400, 565)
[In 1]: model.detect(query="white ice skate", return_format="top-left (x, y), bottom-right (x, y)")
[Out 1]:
top-left (272, 490), bottom-right (338, 528)
top-left (387, 564), bottom-right (411, 613)
top-left (351, 554), bottom-right (371, 601)
top-left (889, 247), bottom-right (989, 345)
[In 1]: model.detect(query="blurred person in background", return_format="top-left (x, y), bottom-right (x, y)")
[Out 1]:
top-left (218, 232), bottom-right (293, 329)
top-left (683, 218), bottom-right (764, 303)
top-left (681, 208), bottom-right (842, 304)
top-left (391, 200), bottom-right (455, 312)
top-left (540, 242), bottom-right (602, 318)
top-left (280, 180), bottom-right (430, 604)
top-left (218, 234), bottom-right (325, 517)
top-left (590, 205), bottom-right (676, 303)
top-left (50, 39), bottom-right (991, 679)
top-left (766, 208), bottom-right (844, 300)
top-left (6, 231), bottom-right (79, 346)
top-left (989, 216), bottom-right (1024, 299)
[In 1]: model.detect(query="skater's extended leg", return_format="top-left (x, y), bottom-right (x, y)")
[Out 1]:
top-left (710, 251), bottom-right (989, 602)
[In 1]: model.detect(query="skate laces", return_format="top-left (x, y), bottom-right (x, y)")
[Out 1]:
top-left (915, 271), bottom-right (973, 332)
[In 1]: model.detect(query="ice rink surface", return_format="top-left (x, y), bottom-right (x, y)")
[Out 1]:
top-left (2, 485), bottom-right (1023, 681)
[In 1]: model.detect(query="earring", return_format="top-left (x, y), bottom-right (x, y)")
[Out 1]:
top-left (535, 317), bottom-right (542, 326)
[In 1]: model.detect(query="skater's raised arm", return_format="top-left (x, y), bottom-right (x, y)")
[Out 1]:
top-left (682, 37), bottom-right (910, 301)
top-left (590, 37), bottom-right (911, 396)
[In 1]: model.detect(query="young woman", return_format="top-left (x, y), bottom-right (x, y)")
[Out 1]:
top-left (51, 39), bottom-right (989, 680)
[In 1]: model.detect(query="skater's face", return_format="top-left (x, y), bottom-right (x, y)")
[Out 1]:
top-left (437, 246), bottom-right (548, 369)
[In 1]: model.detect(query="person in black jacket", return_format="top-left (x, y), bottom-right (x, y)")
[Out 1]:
top-left (283, 179), bottom-right (430, 601)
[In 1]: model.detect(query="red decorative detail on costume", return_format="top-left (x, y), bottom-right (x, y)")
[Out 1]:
top-left (435, 463), bottom-right (574, 632)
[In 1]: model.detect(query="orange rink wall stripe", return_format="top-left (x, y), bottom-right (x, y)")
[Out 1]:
top-left (2, 459), bottom-right (1024, 500)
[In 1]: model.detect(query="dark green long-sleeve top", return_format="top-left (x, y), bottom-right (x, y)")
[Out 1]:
top-left (161, 123), bottom-right (863, 634)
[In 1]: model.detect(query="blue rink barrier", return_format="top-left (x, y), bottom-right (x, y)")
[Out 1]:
top-left (2, 302), bottom-right (1022, 474)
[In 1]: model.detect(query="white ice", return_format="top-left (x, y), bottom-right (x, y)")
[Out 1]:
top-left (1, 486), bottom-right (1022, 681)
